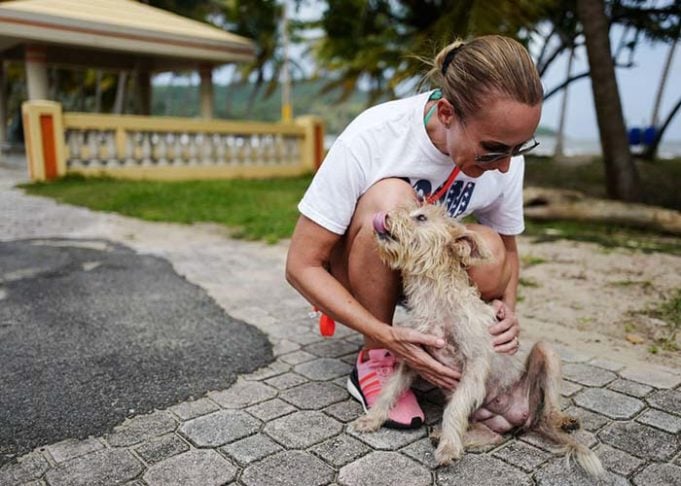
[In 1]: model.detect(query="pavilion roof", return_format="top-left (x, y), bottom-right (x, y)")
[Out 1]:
top-left (0, 0), bottom-right (256, 69)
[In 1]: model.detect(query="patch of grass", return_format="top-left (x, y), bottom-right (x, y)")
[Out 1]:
top-left (520, 254), bottom-right (547, 267)
top-left (609, 280), bottom-right (654, 291)
top-left (519, 277), bottom-right (540, 288)
top-left (21, 174), bottom-right (314, 243)
top-left (639, 288), bottom-right (681, 352)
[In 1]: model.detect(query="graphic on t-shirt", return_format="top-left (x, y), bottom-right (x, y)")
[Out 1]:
top-left (413, 179), bottom-right (476, 218)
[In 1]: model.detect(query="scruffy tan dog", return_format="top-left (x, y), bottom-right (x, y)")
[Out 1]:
top-left (352, 202), bottom-right (603, 476)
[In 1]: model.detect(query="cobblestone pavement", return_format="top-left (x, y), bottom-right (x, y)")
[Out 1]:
top-left (1, 165), bottom-right (680, 485)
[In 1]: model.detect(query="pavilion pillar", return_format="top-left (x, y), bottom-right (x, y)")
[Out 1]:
top-left (199, 64), bottom-right (213, 119)
top-left (25, 45), bottom-right (49, 100)
top-left (136, 70), bottom-right (151, 116)
top-left (0, 61), bottom-right (6, 146)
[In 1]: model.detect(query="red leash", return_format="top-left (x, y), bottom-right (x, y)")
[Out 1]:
top-left (316, 165), bottom-right (461, 337)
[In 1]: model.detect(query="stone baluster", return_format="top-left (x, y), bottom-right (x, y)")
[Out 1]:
top-left (87, 130), bottom-right (100, 168)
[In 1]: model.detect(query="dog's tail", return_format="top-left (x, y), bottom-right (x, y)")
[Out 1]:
top-left (524, 342), bottom-right (605, 478)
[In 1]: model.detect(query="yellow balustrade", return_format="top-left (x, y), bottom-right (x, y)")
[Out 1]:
top-left (21, 101), bottom-right (324, 181)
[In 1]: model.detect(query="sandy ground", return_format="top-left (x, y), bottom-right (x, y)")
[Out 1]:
top-left (511, 235), bottom-right (681, 369)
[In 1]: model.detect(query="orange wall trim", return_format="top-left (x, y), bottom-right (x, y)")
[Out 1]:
top-left (39, 114), bottom-right (58, 180)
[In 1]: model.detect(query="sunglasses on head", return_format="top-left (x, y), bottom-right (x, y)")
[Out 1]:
top-left (474, 137), bottom-right (540, 164)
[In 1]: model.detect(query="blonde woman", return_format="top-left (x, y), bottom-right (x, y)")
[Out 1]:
top-left (286, 35), bottom-right (542, 430)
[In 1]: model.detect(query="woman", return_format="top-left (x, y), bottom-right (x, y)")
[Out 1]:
top-left (286, 35), bottom-right (543, 430)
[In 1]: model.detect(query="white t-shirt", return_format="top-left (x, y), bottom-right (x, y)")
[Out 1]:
top-left (299, 91), bottom-right (525, 236)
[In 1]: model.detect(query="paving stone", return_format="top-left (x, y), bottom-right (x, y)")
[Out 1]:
top-left (293, 358), bottom-right (353, 381)
top-left (241, 360), bottom-right (291, 381)
top-left (143, 449), bottom-right (237, 486)
top-left (179, 410), bottom-right (261, 447)
top-left (324, 399), bottom-right (364, 423)
top-left (535, 457), bottom-right (625, 486)
top-left (134, 434), bottom-right (189, 465)
top-left (220, 433), bottom-right (284, 466)
top-left (46, 437), bottom-right (104, 464)
top-left (636, 408), bottom-right (681, 433)
top-left (310, 434), bottom-right (371, 467)
top-left (563, 363), bottom-right (618, 387)
top-left (208, 380), bottom-right (277, 409)
top-left (304, 339), bottom-right (359, 358)
top-left (400, 437), bottom-right (439, 469)
top-left (264, 372), bottom-right (309, 390)
top-left (0, 452), bottom-right (49, 484)
top-left (492, 440), bottom-right (552, 472)
top-left (563, 406), bottom-right (611, 432)
top-left (279, 350), bottom-right (317, 365)
top-left (44, 449), bottom-right (143, 486)
top-left (554, 345), bottom-right (591, 363)
top-left (620, 365), bottom-right (681, 389)
top-left (599, 421), bottom-right (680, 461)
top-left (436, 453), bottom-right (532, 486)
top-left (272, 339), bottom-right (301, 356)
top-left (241, 450), bottom-right (334, 486)
top-left (338, 451), bottom-right (431, 486)
top-left (168, 397), bottom-right (220, 420)
top-left (646, 388), bottom-right (681, 415)
top-left (264, 410), bottom-right (343, 448)
top-left (608, 378), bottom-right (653, 398)
top-left (280, 381), bottom-right (348, 409)
top-left (560, 379), bottom-right (583, 397)
top-left (573, 388), bottom-right (644, 419)
top-left (593, 443), bottom-right (644, 477)
top-left (633, 463), bottom-right (681, 486)
top-left (588, 358), bottom-right (625, 372)
top-left (106, 411), bottom-right (177, 447)
top-left (246, 398), bottom-right (297, 421)
top-left (347, 425), bottom-right (426, 450)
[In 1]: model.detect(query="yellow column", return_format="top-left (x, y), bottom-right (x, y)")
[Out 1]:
top-left (295, 115), bottom-right (325, 171)
top-left (21, 101), bottom-right (66, 181)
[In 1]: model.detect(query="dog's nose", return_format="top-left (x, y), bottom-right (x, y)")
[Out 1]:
top-left (373, 211), bottom-right (388, 234)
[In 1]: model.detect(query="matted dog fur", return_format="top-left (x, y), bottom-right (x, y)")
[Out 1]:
top-left (352, 202), bottom-right (603, 477)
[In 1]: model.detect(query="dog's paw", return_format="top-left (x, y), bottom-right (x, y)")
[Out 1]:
top-left (559, 415), bottom-right (580, 433)
top-left (351, 414), bottom-right (383, 433)
top-left (434, 438), bottom-right (463, 466)
top-left (429, 426), bottom-right (442, 446)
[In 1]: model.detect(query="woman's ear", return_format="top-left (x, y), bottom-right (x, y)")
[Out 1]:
top-left (437, 99), bottom-right (455, 128)
top-left (449, 231), bottom-right (492, 267)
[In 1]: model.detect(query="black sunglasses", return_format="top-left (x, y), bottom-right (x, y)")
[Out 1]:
top-left (474, 137), bottom-right (540, 163)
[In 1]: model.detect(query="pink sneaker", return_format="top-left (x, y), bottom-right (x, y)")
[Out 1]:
top-left (347, 348), bottom-right (424, 429)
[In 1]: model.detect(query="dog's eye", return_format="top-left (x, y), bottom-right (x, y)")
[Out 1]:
top-left (416, 214), bottom-right (428, 222)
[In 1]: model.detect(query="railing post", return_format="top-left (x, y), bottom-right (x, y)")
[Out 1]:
top-left (21, 100), bottom-right (66, 181)
top-left (295, 115), bottom-right (325, 172)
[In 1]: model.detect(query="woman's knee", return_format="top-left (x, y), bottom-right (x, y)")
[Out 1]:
top-left (466, 224), bottom-right (510, 300)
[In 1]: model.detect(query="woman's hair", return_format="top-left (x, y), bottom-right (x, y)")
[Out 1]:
top-left (426, 35), bottom-right (543, 122)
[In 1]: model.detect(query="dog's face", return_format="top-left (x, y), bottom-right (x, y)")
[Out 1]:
top-left (373, 203), bottom-right (491, 275)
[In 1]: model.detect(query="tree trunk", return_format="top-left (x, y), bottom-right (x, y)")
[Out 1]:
top-left (576, 0), bottom-right (640, 201)
top-left (554, 47), bottom-right (574, 158)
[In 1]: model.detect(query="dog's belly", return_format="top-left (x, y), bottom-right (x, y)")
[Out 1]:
top-left (473, 381), bottom-right (531, 433)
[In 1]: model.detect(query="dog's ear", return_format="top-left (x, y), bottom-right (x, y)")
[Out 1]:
top-left (449, 231), bottom-right (491, 267)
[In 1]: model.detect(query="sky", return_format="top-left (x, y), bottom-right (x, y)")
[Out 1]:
top-left (163, 6), bottom-right (680, 145)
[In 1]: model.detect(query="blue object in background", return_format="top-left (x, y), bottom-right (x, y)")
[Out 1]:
top-left (628, 127), bottom-right (642, 145)
top-left (643, 126), bottom-right (657, 146)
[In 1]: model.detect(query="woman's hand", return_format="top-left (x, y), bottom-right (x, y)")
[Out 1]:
top-left (376, 326), bottom-right (461, 390)
top-left (489, 299), bottom-right (520, 355)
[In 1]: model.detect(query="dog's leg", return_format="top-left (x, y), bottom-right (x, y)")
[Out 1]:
top-left (463, 422), bottom-right (504, 449)
top-left (435, 360), bottom-right (490, 466)
top-left (524, 342), bottom-right (604, 477)
top-left (352, 362), bottom-right (416, 432)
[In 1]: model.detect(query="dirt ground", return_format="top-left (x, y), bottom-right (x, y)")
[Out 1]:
top-left (510, 235), bottom-right (681, 369)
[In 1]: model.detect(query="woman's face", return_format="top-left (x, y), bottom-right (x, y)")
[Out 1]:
top-left (438, 96), bottom-right (542, 178)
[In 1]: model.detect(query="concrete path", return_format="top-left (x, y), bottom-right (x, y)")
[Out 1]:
top-left (1, 164), bottom-right (680, 485)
